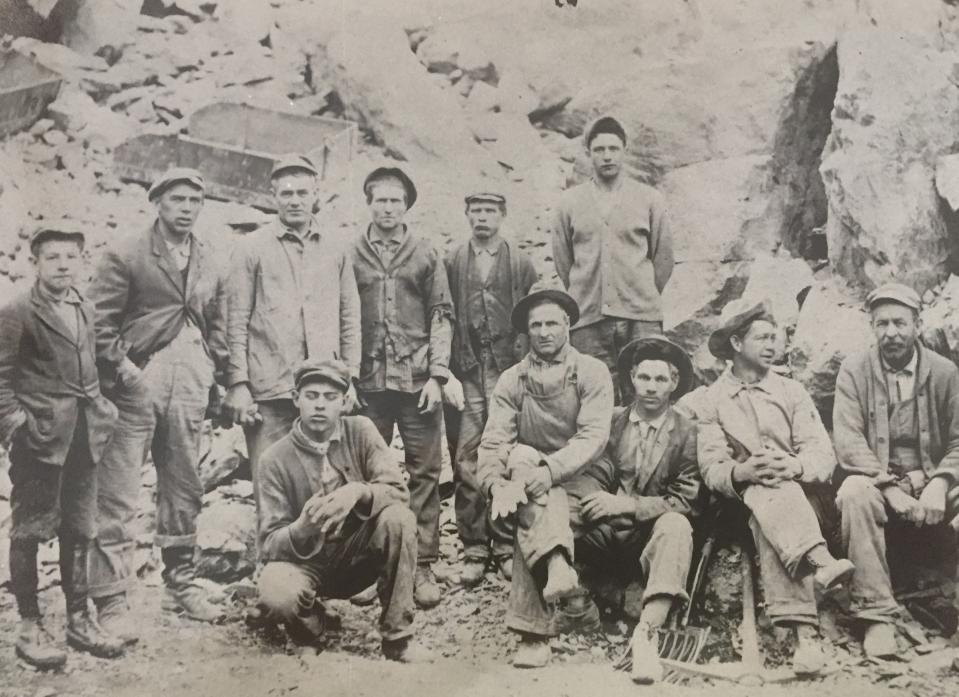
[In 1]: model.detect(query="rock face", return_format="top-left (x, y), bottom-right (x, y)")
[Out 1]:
top-left (820, 28), bottom-right (959, 295)
top-left (921, 275), bottom-right (959, 366)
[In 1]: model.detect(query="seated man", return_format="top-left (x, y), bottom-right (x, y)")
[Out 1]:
top-left (834, 283), bottom-right (959, 657)
top-left (698, 299), bottom-right (854, 675)
top-left (255, 359), bottom-right (431, 662)
top-left (477, 285), bottom-right (614, 669)
top-left (577, 336), bottom-right (703, 684)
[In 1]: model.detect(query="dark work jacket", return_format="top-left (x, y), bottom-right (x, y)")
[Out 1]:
top-left (0, 285), bottom-right (117, 466)
top-left (444, 237), bottom-right (537, 376)
top-left (89, 222), bottom-right (228, 385)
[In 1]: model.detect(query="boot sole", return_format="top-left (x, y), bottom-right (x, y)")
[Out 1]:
top-left (66, 635), bottom-right (124, 659)
top-left (15, 646), bottom-right (66, 671)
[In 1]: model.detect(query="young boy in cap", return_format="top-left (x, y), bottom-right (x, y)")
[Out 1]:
top-left (0, 228), bottom-right (123, 668)
top-left (477, 284), bottom-right (614, 668)
top-left (224, 154), bottom-right (361, 488)
top-left (351, 165), bottom-right (453, 608)
top-left (834, 282), bottom-right (959, 657)
top-left (551, 114), bottom-right (674, 402)
top-left (444, 188), bottom-right (538, 585)
top-left (698, 298), bottom-right (853, 674)
top-left (255, 359), bottom-right (432, 662)
top-left (88, 166), bottom-right (227, 633)
top-left (577, 335), bottom-right (704, 684)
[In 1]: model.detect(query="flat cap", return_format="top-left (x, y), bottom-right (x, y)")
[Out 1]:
top-left (148, 167), bottom-right (205, 202)
top-left (708, 298), bottom-right (775, 360)
top-left (30, 227), bottom-right (85, 252)
top-left (866, 282), bottom-right (921, 312)
top-left (465, 191), bottom-right (506, 206)
top-left (363, 165), bottom-right (417, 209)
top-left (511, 283), bottom-right (580, 333)
top-left (584, 114), bottom-right (628, 147)
top-left (294, 358), bottom-right (351, 392)
top-left (270, 154), bottom-right (318, 180)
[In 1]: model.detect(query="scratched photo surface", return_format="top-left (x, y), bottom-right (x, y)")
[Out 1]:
top-left (0, 1), bottom-right (958, 696)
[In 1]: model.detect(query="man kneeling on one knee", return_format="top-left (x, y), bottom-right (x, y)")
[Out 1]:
top-left (577, 336), bottom-right (704, 684)
top-left (255, 359), bottom-right (432, 662)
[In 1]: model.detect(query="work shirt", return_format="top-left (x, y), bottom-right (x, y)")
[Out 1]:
top-left (552, 178), bottom-right (673, 327)
top-left (38, 287), bottom-right (81, 341)
top-left (697, 367), bottom-right (836, 499)
top-left (352, 225), bottom-right (452, 394)
top-left (883, 351), bottom-right (918, 403)
top-left (227, 216), bottom-right (361, 400)
top-left (622, 408), bottom-right (669, 494)
top-left (472, 242), bottom-right (498, 282)
top-left (164, 236), bottom-right (191, 273)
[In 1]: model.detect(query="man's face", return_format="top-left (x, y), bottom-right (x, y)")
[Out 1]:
top-left (156, 183), bottom-right (203, 237)
top-left (294, 380), bottom-right (346, 437)
top-left (872, 302), bottom-right (919, 367)
top-left (466, 201), bottom-right (504, 240)
top-left (527, 302), bottom-right (569, 360)
top-left (369, 181), bottom-right (408, 233)
top-left (588, 133), bottom-right (626, 182)
top-left (731, 319), bottom-right (778, 370)
top-left (272, 172), bottom-right (318, 228)
top-left (630, 359), bottom-right (678, 416)
top-left (34, 239), bottom-right (82, 295)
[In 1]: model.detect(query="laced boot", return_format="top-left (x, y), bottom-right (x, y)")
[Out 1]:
top-left (15, 618), bottom-right (67, 670)
top-left (161, 547), bottom-right (224, 623)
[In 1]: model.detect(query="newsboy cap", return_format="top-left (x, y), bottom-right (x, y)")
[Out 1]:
top-left (708, 298), bottom-right (775, 360)
top-left (464, 191), bottom-right (506, 207)
top-left (29, 227), bottom-right (85, 253)
top-left (147, 167), bottom-right (205, 202)
top-left (363, 165), bottom-right (417, 210)
top-left (617, 335), bottom-right (695, 400)
top-left (293, 358), bottom-right (351, 392)
top-left (865, 282), bottom-right (921, 312)
top-left (270, 154), bottom-right (319, 180)
top-left (511, 283), bottom-right (580, 333)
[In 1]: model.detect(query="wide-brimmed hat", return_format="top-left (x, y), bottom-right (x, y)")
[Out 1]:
top-left (511, 285), bottom-right (580, 333)
top-left (708, 298), bottom-right (775, 360)
top-left (293, 358), bottom-right (351, 392)
top-left (270, 154), bottom-right (318, 180)
top-left (865, 282), bottom-right (921, 312)
top-left (363, 165), bottom-right (417, 209)
top-left (147, 167), bottom-right (205, 202)
top-left (617, 335), bottom-right (694, 400)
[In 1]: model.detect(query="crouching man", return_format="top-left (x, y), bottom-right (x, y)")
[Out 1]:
top-left (698, 299), bottom-right (854, 675)
top-left (0, 229), bottom-right (123, 668)
top-left (834, 283), bottom-right (959, 657)
top-left (477, 286), bottom-right (614, 669)
top-left (577, 336), bottom-right (703, 684)
top-left (255, 359), bottom-right (432, 662)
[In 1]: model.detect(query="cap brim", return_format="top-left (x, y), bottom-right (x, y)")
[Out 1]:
top-left (617, 337), bottom-right (694, 400)
top-left (511, 289), bottom-right (580, 333)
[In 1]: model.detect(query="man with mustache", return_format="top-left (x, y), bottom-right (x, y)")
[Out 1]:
top-left (445, 189), bottom-right (538, 585)
top-left (551, 114), bottom-right (674, 402)
top-left (88, 168), bottom-right (229, 637)
top-left (352, 166), bottom-right (453, 608)
top-left (833, 283), bottom-right (959, 657)
top-left (698, 298), bottom-right (854, 675)
top-left (477, 286), bottom-right (614, 668)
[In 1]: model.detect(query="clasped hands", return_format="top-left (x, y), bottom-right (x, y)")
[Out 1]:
top-left (884, 475), bottom-right (949, 527)
top-left (296, 482), bottom-right (369, 538)
top-left (732, 447), bottom-right (803, 487)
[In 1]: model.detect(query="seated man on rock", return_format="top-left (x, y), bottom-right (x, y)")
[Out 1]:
top-left (834, 283), bottom-right (959, 658)
top-left (477, 285), bottom-right (614, 669)
top-left (255, 359), bottom-right (432, 663)
top-left (698, 299), bottom-right (855, 675)
top-left (576, 336), bottom-right (704, 684)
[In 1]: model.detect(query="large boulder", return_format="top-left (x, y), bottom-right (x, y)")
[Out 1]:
top-left (820, 27), bottom-right (959, 295)
top-left (196, 483), bottom-right (256, 583)
top-left (921, 275), bottom-right (959, 366)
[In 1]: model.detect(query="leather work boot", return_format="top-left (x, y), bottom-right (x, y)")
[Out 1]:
top-left (15, 618), bottom-right (67, 670)
top-left (512, 637), bottom-right (551, 668)
top-left (162, 583), bottom-right (225, 623)
top-left (792, 625), bottom-right (826, 676)
top-left (414, 564), bottom-right (442, 608)
top-left (630, 623), bottom-right (663, 685)
top-left (552, 593), bottom-right (602, 635)
top-left (806, 545), bottom-right (855, 592)
top-left (382, 637), bottom-right (437, 663)
top-left (94, 593), bottom-right (139, 646)
top-left (863, 622), bottom-right (899, 659)
top-left (460, 558), bottom-right (487, 587)
top-left (66, 611), bottom-right (125, 659)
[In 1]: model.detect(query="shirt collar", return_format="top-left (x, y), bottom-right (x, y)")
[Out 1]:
top-left (470, 239), bottom-right (500, 257)
top-left (719, 366), bottom-right (775, 397)
top-left (529, 342), bottom-right (571, 367)
top-left (881, 349), bottom-right (918, 377)
top-left (292, 418), bottom-right (342, 454)
top-left (36, 285), bottom-right (81, 306)
top-left (275, 217), bottom-right (319, 241)
top-left (368, 224), bottom-right (407, 248)
top-left (627, 407), bottom-right (669, 432)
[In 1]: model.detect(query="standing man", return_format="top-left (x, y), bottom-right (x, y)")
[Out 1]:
top-left (224, 154), bottom-right (361, 483)
top-left (89, 168), bottom-right (228, 635)
top-left (255, 359), bottom-right (432, 662)
top-left (552, 114), bottom-right (674, 400)
top-left (577, 336), bottom-right (703, 684)
top-left (698, 299), bottom-right (855, 675)
top-left (1, 228), bottom-right (122, 667)
top-left (834, 283), bottom-right (959, 657)
top-left (445, 188), bottom-right (538, 585)
top-left (477, 286), bottom-right (614, 668)
top-left (352, 165), bottom-right (453, 608)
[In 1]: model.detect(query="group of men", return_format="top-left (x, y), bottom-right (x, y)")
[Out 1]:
top-left (3, 113), bottom-right (958, 684)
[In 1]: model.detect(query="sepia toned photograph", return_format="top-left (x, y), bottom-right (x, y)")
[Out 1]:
top-left (0, 0), bottom-right (958, 695)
